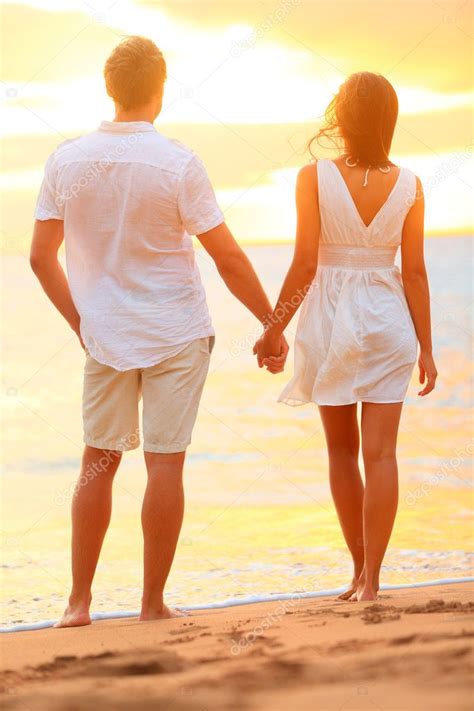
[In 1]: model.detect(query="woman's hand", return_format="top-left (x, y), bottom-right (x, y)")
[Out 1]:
top-left (253, 330), bottom-right (289, 374)
top-left (418, 349), bottom-right (437, 396)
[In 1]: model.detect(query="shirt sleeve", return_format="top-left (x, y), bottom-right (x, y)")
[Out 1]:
top-left (34, 152), bottom-right (64, 221)
top-left (178, 155), bottom-right (224, 235)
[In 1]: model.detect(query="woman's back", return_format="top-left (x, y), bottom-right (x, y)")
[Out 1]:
top-left (329, 158), bottom-right (402, 227)
top-left (317, 158), bottom-right (416, 248)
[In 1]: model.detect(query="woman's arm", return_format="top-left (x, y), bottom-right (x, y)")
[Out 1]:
top-left (255, 163), bottom-right (320, 366)
top-left (401, 177), bottom-right (437, 396)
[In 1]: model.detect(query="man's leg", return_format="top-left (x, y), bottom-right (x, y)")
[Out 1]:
top-left (139, 337), bottom-right (212, 620)
top-left (55, 445), bottom-right (122, 627)
top-left (57, 352), bottom-right (140, 628)
top-left (140, 451), bottom-right (186, 620)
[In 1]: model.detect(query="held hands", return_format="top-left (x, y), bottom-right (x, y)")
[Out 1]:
top-left (253, 329), bottom-right (289, 374)
top-left (418, 349), bottom-right (438, 396)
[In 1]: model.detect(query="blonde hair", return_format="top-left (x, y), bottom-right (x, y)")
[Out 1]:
top-left (104, 36), bottom-right (167, 110)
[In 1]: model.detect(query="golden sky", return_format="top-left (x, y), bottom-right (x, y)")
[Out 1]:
top-left (1, 0), bottom-right (472, 246)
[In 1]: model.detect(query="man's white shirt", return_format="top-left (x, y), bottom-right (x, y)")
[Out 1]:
top-left (35, 120), bottom-right (224, 370)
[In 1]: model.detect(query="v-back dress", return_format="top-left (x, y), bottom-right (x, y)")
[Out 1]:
top-left (279, 159), bottom-right (418, 407)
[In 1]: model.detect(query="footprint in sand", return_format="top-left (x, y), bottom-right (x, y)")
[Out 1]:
top-left (51, 649), bottom-right (187, 679)
top-left (404, 599), bottom-right (474, 615)
top-left (360, 604), bottom-right (401, 625)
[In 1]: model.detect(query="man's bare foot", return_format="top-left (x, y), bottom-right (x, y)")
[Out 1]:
top-left (54, 605), bottom-right (91, 628)
top-left (139, 604), bottom-right (187, 621)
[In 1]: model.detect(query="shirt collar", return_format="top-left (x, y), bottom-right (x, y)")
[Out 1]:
top-left (98, 120), bottom-right (156, 134)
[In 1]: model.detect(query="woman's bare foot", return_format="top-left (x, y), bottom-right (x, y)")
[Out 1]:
top-left (356, 586), bottom-right (378, 601)
top-left (337, 577), bottom-right (360, 600)
top-left (139, 604), bottom-right (187, 621)
top-left (54, 605), bottom-right (91, 628)
top-left (349, 578), bottom-right (379, 602)
top-left (347, 570), bottom-right (366, 601)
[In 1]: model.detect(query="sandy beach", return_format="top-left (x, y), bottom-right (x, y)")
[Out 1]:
top-left (1, 582), bottom-right (472, 710)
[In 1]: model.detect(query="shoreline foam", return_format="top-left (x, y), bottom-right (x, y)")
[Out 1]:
top-left (2, 575), bottom-right (473, 634)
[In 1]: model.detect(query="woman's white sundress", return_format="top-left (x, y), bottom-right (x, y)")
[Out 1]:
top-left (279, 159), bottom-right (418, 407)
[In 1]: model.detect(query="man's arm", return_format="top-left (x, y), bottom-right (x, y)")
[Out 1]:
top-left (197, 222), bottom-right (288, 367)
top-left (178, 153), bottom-right (287, 369)
top-left (30, 219), bottom-right (83, 346)
top-left (197, 222), bottom-right (274, 323)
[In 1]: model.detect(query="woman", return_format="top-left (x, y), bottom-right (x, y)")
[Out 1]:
top-left (255, 72), bottom-right (437, 601)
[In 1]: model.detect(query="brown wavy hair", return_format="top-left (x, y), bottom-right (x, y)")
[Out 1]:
top-left (310, 72), bottom-right (398, 167)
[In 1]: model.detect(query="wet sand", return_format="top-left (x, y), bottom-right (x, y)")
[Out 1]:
top-left (1, 582), bottom-right (473, 710)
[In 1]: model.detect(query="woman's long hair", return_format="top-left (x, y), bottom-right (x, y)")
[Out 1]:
top-left (310, 72), bottom-right (399, 167)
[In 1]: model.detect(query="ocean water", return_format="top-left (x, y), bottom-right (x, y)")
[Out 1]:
top-left (1, 237), bottom-right (473, 627)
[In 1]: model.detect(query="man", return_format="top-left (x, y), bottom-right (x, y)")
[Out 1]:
top-left (31, 36), bottom-right (287, 627)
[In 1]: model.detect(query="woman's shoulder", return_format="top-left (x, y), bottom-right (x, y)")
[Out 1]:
top-left (393, 166), bottom-right (423, 213)
top-left (397, 163), bottom-right (420, 182)
top-left (397, 164), bottom-right (423, 194)
top-left (297, 161), bottom-right (319, 187)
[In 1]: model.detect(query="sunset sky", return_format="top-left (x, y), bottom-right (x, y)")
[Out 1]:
top-left (1, 0), bottom-right (472, 247)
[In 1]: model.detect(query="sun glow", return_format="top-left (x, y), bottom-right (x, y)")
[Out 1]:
top-left (1, 0), bottom-right (472, 242)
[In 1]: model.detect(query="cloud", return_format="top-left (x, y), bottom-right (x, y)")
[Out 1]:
top-left (2, 0), bottom-right (472, 238)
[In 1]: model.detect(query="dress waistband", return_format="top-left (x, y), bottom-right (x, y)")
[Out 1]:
top-left (318, 244), bottom-right (397, 270)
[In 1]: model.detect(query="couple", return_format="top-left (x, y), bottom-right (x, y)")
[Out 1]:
top-left (31, 36), bottom-right (437, 628)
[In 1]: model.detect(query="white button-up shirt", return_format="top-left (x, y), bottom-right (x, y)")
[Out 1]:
top-left (35, 120), bottom-right (224, 370)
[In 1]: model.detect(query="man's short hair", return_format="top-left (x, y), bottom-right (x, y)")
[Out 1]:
top-left (104, 36), bottom-right (167, 110)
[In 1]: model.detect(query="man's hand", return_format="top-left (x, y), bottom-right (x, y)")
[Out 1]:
top-left (253, 330), bottom-right (289, 374)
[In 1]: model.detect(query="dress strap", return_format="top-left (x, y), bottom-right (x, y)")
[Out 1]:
top-left (398, 167), bottom-right (417, 211)
top-left (316, 159), bottom-right (341, 208)
top-left (317, 159), bottom-right (361, 239)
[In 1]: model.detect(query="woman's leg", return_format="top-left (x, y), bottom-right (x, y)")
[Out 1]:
top-left (356, 401), bottom-right (403, 601)
top-left (319, 404), bottom-right (365, 599)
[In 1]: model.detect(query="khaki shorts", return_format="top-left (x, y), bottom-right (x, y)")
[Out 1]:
top-left (83, 337), bottom-right (213, 453)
